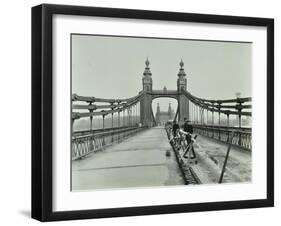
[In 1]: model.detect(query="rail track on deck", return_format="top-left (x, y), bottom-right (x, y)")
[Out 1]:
top-left (165, 127), bottom-right (201, 185)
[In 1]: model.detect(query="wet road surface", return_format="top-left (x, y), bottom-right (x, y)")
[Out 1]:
top-left (72, 126), bottom-right (185, 191)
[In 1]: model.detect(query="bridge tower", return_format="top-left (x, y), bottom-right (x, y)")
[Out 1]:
top-left (155, 103), bottom-right (161, 125)
top-left (177, 59), bottom-right (189, 124)
top-left (168, 103), bottom-right (172, 118)
top-left (140, 58), bottom-right (154, 127)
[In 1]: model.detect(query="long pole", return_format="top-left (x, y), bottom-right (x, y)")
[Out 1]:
top-left (219, 132), bottom-right (234, 183)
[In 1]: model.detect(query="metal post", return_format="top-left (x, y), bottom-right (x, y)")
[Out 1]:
top-left (238, 113), bottom-right (241, 128)
top-left (212, 110), bottom-right (214, 138)
top-left (129, 107), bottom-right (132, 126)
top-left (197, 105), bottom-right (199, 124)
top-left (118, 111), bottom-right (120, 140)
top-left (227, 113), bottom-right (230, 142)
top-left (218, 111), bottom-right (221, 140)
top-left (130, 106), bottom-right (133, 126)
top-left (111, 111), bottom-right (114, 142)
top-left (126, 108), bottom-right (129, 126)
top-left (132, 106), bottom-right (134, 126)
top-left (90, 115), bottom-right (93, 131)
top-left (89, 103), bottom-right (93, 131)
top-left (102, 115), bottom-right (105, 129)
top-left (194, 105), bottom-right (196, 124)
top-left (136, 102), bottom-right (139, 124)
top-left (198, 106), bottom-right (202, 125)
top-left (123, 110), bottom-right (125, 127)
top-left (72, 119), bottom-right (75, 133)
top-left (102, 114), bottom-right (105, 145)
top-left (188, 100), bottom-right (190, 122)
top-left (118, 111), bottom-right (120, 128)
top-left (227, 114), bottom-right (230, 127)
top-left (203, 108), bottom-right (206, 125)
top-left (203, 108), bottom-right (205, 124)
top-left (206, 110), bottom-right (208, 125)
top-left (128, 107), bottom-right (130, 126)
top-left (219, 132), bottom-right (234, 183)
top-left (238, 110), bottom-right (242, 145)
top-left (133, 105), bottom-right (135, 126)
top-left (190, 103), bottom-right (193, 123)
top-left (201, 107), bottom-right (204, 125)
top-left (111, 112), bottom-right (114, 128)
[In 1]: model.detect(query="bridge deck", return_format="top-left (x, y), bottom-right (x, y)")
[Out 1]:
top-left (72, 126), bottom-right (184, 190)
top-left (188, 136), bottom-right (251, 184)
top-left (72, 126), bottom-right (251, 191)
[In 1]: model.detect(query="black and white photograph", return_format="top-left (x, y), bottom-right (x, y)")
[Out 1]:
top-left (29, 3), bottom-right (274, 222)
top-left (71, 34), bottom-right (252, 191)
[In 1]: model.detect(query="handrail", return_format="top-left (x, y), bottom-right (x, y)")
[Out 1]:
top-left (73, 126), bottom-right (141, 140)
top-left (191, 124), bottom-right (252, 150)
top-left (72, 126), bottom-right (146, 160)
top-left (73, 126), bottom-right (136, 136)
top-left (191, 124), bottom-right (251, 133)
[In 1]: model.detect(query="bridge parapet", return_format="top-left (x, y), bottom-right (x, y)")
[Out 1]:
top-left (191, 124), bottom-right (252, 150)
top-left (72, 126), bottom-right (146, 160)
top-left (72, 91), bottom-right (146, 160)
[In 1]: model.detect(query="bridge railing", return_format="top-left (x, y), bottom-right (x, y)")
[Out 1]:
top-left (73, 126), bottom-right (137, 137)
top-left (191, 124), bottom-right (251, 150)
top-left (72, 126), bottom-right (146, 160)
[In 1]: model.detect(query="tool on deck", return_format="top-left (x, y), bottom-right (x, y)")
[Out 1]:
top-left (183, 134), bottom-right (198, 164)
top-left (218, 131), bottom-right (234, 183)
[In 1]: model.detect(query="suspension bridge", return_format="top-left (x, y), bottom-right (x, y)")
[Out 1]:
top-left (71, 59), bottom-right (252, 190)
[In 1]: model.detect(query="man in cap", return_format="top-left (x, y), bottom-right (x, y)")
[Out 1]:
top-left (181, 117), bottom-right (196, 159)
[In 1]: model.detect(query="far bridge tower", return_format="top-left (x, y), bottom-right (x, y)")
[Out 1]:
top-left (155, 103), bottom-right (175, 125)
top-left (140, 58), bottom-right (153, 127)
top-left (177, 59), bottom-right (189, 124)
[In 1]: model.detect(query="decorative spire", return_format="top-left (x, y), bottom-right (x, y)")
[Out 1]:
top-left (180, 58), bottom-right (184, 69)
top-left (157, 102), bottom-right (160, 113)
top-left (168, 103), bottom-right (172, 115)
top-left (143, 58), bottom-right (152, 76)
top-left (178, 59), bottom-right (186, 77)
top-left (145, 57), bottom-right (150, 67)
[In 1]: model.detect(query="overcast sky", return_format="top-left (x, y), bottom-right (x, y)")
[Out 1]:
top-left (72, 34), bottom-right (252, 114)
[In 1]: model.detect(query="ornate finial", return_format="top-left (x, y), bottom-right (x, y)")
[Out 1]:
top-left (178, 59), bottom-right (186, 77)
top-left (180, 59), bottom-right (184, 68)
top-left (145, 57), bottom-right (150, 67)
top-left (143, 58), bottom-right (152, 76)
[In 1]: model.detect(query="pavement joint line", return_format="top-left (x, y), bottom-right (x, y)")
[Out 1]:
top-left (75, 163), bottom-right (167, 171)
top-left (104, 148), bottom-right (167, 152)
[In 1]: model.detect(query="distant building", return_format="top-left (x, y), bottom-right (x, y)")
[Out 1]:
top-left (155, 103), bottom-right (175, 125)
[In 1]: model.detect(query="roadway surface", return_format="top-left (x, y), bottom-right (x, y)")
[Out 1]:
top-left (72, 126), bottom-right (184, 190)
top-left (72, 126), bottom-right (252, 191)
top-left (191, 136), bottom-right (252, 184)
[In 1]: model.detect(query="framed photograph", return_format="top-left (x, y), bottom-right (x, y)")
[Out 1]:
top-left (32, 4), bottom-right (274, 221)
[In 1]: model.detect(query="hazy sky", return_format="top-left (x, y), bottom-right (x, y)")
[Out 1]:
top-left (72, 34), bottom-right (252, 114)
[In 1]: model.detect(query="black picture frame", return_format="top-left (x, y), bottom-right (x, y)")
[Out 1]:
top-left (32, 4), bottom-right (274, 222)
